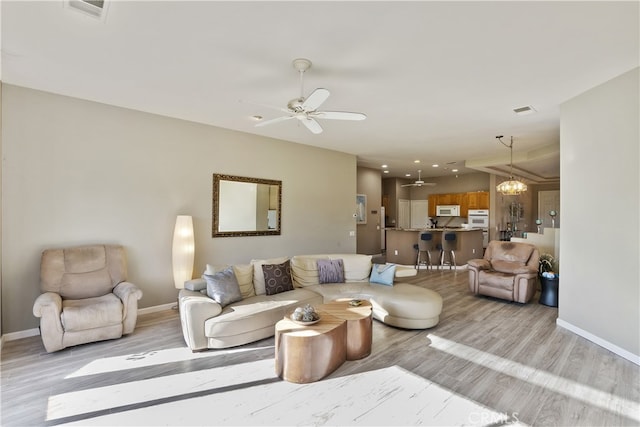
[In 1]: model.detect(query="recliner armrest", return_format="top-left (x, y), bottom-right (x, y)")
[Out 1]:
top-left (32, 292), bottom-right (62, 318)
top-left (113, 281), bottom-right (143, 301)
top-left (114, 281), bottom-right (143, 335)
top-left (33, 292), bottom-right (65, 352)
top-left (467, 259), bottom-right (491, 270)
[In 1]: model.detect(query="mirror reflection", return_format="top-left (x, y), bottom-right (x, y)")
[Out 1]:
top-left (212, 174), bottom-right (281, 237)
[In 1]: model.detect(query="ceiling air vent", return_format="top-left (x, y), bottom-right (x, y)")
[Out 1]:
top-left (66, 0), bottom-right (108, 20)
top-left (513, 105), bottom-right (537, 116)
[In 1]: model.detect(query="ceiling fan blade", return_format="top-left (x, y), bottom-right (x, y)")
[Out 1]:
top-left (312, 111), bottom-right (367, 121)
top-left (301, 117), bottom-right (323, 134)
top-left (255, 115), bottom-right (295, 128)
top-left (240, 99), bottom-right (291, 115)
top-left (302, 88), bottom-right (330, 111)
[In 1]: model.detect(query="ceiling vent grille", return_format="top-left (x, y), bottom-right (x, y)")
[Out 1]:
top-left (513, 105), bottom-right (536, 116)
top-left (66, 0), bottom-right (108, 20)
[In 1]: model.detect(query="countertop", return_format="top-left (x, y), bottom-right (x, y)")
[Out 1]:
top-left (386, 227), bottom-right (483, 232)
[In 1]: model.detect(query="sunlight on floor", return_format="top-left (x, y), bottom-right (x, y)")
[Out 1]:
top-left (50, 360), bottom-right (521, 426)
top-left (49, 358), bottom-right (278, 422)
top-left (65, 345), bottom-right (274, 378)
top-left (427, 334), bottom-right (640, 423)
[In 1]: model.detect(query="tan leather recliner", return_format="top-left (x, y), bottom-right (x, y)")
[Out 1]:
top-left (467, 240), bottom-right (539, 303)
top-left (32, 244), bottom-right (143, 352)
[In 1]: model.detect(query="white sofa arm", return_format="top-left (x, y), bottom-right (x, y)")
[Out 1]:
top-left (178, 289), bottom-right (222, 351)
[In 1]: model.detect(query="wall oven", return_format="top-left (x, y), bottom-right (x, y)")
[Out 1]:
top-left (468, 209), bottom-right (489, 247)
top-left (468, 209), bottom-right (489, 228)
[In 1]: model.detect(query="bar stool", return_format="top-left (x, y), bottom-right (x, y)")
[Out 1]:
top-left (415, 231), bottom-right (436, 270)
top-left (440, 230), bottom-right (457, 269)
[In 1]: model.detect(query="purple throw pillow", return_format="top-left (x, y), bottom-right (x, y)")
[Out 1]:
top-left (317, 259), bottom-right (345, 284)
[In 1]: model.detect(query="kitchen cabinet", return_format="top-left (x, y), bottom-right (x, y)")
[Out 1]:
top-left (428, 191), bottom-right (489, 218)
top-left (467, 191), bottom-right (489, 209)
top-left (428, 195), bottom-right (438, 217)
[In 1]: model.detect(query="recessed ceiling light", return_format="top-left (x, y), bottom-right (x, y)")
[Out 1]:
top-left (432, 164), bottom-right (439, 168)
top-left (513, 105), bottom-right (537, 115)
top-left (414, 160), bottom-right (421, 163)
top-left (452, 169), bottom-right (459, 172)
top-left (381, 164), bottom-right (388, 168)
top-left (405, 173), bottom-right (411, 177)
top-left (383, 170), bottom-right (389, 174)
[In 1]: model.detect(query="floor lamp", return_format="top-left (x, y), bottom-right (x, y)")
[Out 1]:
top-left (172, 215), bottom-right (195, 292)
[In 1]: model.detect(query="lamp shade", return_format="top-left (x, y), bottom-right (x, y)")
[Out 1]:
top-left (172, 215), bottom-right (194, 289)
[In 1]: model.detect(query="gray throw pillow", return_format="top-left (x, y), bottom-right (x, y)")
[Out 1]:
top-left (262, 260), bottom-right (294, 296)
top-left (317, 259), bottom-right (345, 284)
top-left (204, 266), bottom-right (243, 307)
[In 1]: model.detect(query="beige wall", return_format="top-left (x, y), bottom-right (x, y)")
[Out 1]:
top-left (356, 166), bottom-right (382, 255)
top-left (559, 67), bottom-right (639, 359)
top-left (1, 84), bottom-right (357, 334)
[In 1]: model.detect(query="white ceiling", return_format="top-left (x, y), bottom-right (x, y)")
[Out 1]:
top-left (2, 1), bottom-right (638, 182)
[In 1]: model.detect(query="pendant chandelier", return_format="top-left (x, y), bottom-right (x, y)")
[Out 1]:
top-left (495, 135), bottom-right (527, 196)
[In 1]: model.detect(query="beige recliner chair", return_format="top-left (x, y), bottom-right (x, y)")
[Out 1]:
top-left (32, 244), bottom-right (143, 352)
top-left (467, 240), bottom-right (539, 303)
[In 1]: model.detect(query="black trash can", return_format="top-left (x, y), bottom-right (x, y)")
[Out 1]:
top-left (539, 276), bottom-right (559, 307)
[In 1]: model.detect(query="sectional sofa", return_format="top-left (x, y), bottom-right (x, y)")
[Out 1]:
top-left (178, 253), bottom-right (443, 351)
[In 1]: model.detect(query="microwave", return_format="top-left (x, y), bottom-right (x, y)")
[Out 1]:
top-left (436, 205), bottom-right (461, 217)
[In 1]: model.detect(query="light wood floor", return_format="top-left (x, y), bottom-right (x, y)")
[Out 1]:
top-left (2, 269), bottom-right (638, 426)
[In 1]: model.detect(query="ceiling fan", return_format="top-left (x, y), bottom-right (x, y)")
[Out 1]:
top-left (401, 170), bottom-right (436, 187)
top-left (254, 58), bottom-right (366, 134)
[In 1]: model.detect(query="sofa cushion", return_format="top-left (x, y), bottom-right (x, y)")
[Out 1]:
top-left (491, 260), bottom-right (532, 275)
top-left (263, 261), bottom-right (294, 296)
top-left (61, 293), bottom-right (122, 331)
top-left (206, 264), bottom-right (255, 298)
top-left (251, 257), bottom-right (289, 295)
top-left (204, 289), bottom-right (322, 338)
top-left (331, 254), bottom-right (372, 282)
top-left (204, 267), bottom-right (243, 307)
top-left (317, 259), bottom-right (345, 284)
top-left (490, 242), bottom-right (535, 263)
top-left (290, 255), bottom-right (330, 287)
top-left (369, 263), bottom-right (396, 286)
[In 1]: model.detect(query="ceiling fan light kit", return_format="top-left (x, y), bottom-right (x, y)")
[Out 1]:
top-left (254, 58), bottom-right (366, 134)
top-left (495, 135), bottom-right (528, 196)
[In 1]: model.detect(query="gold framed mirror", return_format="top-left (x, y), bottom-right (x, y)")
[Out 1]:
top-left (212, 174), bottom-right (282, 237)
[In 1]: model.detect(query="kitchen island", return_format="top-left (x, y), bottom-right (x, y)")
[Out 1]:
top-left (385, 228), bottom-right (484, 267)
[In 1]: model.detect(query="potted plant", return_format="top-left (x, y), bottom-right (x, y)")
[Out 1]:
top-left (538, 253), bottom-right (559, 306)
top-left (538, 253), bottom-right (557, 278)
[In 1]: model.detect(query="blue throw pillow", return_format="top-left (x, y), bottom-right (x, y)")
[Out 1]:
top-left (369, 263), bottom-right (396, 286)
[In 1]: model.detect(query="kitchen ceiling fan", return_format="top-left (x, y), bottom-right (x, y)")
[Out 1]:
top-left (401, 170), bottom-right (436, 187)
top-left (254, 58), bottom-right (366, 134)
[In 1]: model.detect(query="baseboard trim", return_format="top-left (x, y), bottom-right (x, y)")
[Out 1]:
top-left (137, 302), bottom-right (175, 315)
top-left (556, 318), bottom-right (640, 366)
top-left (2, 302), bottom-right (177, 343)
top-left (2, 327), bottom-right (40, 342)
